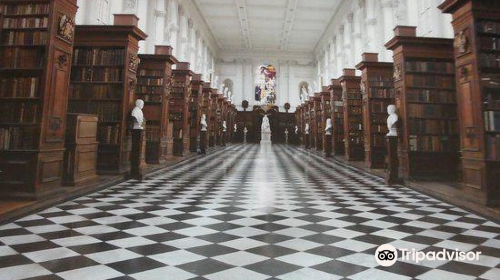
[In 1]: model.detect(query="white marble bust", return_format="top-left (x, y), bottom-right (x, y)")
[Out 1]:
top-left (200, 114), bottom-right (208, 132)
top-left (233, 124), bottom-right (237, 132)
top-left (131, 99), bottom-right (145, 130)
top-left (325, 118), bottom-right (332, 135)
top-left (295, 125), bottom-right (298, 134)
top-left (222, 121), bottom-right (227, 132)
top-left (305, 123), bottom-right (310, 135)
top-left (244, 127), bottom-right (248, 133)
top-left (386, 104), bottom-right (399, 137)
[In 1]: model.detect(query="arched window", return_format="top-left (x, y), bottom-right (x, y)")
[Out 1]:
top-left (255, 64), bottom-right (277, 105)
top-left (222, 79), bottom-right (234, 100)
top-left (299, 81), bottom-right (310, 103)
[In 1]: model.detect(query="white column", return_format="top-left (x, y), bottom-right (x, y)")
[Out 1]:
top-left (177, 11), bottom-right (189, 62)
top-left (336, 25), bottom-right (345, 74)
top-left (189, 25), bottom-right (197, 70)
top-left (165, 0), bottom-right (179, 57)
top-left (153, 0), bottom-right (166, 48)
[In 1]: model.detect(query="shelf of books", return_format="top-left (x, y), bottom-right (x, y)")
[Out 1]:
top-left (329, 79), bottom-right (345, 156)
top-left (216, 94), bottom-right (225, 145)
top-left (320, 86), bottom-right (331, 152)
top-left (308, 97), bottom-right (316, 148)
top-left (189, 74), bottom-right (203, 152)
top-left (209, 90), bottom-right (218, 147)
top-left (340, 69), bottom-right (364, 161)
top-left (385, 26), bottom-right (459, 180)
top-left (169, 62), bottom-right (192, 156)
top-left (303, 100), bottom-right (311, 147)
top-left (314, 93), bottom-right (323, 151)
top-left (137, 45), bottom-right (177, 164)
top-left (68, 15), bottom-right (146, 174)
top-left (356, 53), bottom-right (395, 169)
top-left (201, 82), bottom-right (212, 143)
top-left (0, 0), bottom-right (77, 197)
top-left (440, 0), bottom-right (500, 205)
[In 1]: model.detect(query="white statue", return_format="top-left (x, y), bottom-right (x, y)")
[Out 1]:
top-left (300, 86), bottom-right (308, 102)
top-left (233, 124), bottom-right (237, 133)
top-left (224, 87), bottom-right (229, 97)
top-left (305, 123), bottom-right (310, 135)
top-left (200, 114), bottom-right (208, 132)
top-left (386, 105), bottom-right (399, 137)
top-left (295, 125), bottom-right (298, 134)
top-left (228, 91), bottom-right (232, 102)
top-left (261, 115), bottom-right (271, 133)
top-left (243, 127), bottom-right (248, 133)
top-left (131, 99), bottom-right (145, 130)
top-left (222, 121), bottom-right (227, 132)
top-left (325, 118), bottom-right (332, 135)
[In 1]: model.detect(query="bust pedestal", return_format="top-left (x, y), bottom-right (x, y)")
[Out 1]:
top-left (261, 131), bottom-right (271, 144)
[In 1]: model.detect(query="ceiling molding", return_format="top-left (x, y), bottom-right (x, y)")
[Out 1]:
top-left (280, 0), bottom-right (299, 50)
top-left (235, 0), bottom-right (252, 49)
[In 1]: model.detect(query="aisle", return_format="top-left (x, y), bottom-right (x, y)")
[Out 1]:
top-left (0, 144), bottom-right (499, 280)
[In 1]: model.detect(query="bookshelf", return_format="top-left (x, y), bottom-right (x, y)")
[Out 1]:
top-left (385, 26), bottom-right (459, 180)
top-left (314, 93), bottom-right (323, 150)
top-left (209, 89), bottom-right (218, 146)
top-left (320, 86), bottom-right (331, 153)
top-left (68, 15), bottom-right (147, 175)
top-left (201, 82), bottom-right (212, 146)
top-left (189, 74), bottom-right (203, 152)
top-left (295, 105), bottom-right (303, 145)
top-left (329, 79), bottom-right (345, 156)
top-left (308, 97), bottom-right (315, 148)
top-left (440, 0), bottom-right (500, 205)
top-left (170, 62), bottom-right (192, 156)
top-left (0, 0), bottom-right (77, 197)
top-left (340, 69), bottom-right (364, 161)
top-left (217, 94), bottom-right (225, 145)
top-left (356, 53), bottom-right (395, 168)
top-left (137, 45), bottom-right (177, 164)
top-left (303, 101), bottom-right (310, 147)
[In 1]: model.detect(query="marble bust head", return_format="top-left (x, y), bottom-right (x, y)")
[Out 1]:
top-left (131, 99), bottom-right (145, 130)
top-left (386, 104), bottom-right (398, 137)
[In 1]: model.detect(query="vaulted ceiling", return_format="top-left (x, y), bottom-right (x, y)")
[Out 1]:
top-left (193, 0), bottom-right (343, 55)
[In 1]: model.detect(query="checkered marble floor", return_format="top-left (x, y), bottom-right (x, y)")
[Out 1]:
top-left (0, 144), bottom-right (499, 280)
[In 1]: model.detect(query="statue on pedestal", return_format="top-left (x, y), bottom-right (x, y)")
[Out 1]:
top-left (386, 105), bottom-right (399, 137)
top-left (200, 114), bottom-right (208, 154)
top-left (305, 123), bottom-right (310, 135)
top-left (200, 114), bottom-right (208, 131)
top-left (233, 124), bottom-right (237, 133)
top-left (243, 127), bottom-right (248, 143)
top-left (260, 115), bottom-right (271, 144)
top-left (130, 99), bottom-right (145, 180)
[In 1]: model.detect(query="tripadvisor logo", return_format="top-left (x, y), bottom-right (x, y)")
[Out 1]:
top-left (375, 244), bottom-right (482, 266)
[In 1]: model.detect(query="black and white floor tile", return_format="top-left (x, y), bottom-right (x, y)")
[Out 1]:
top-left (0, 144), bottom-right (499, 280)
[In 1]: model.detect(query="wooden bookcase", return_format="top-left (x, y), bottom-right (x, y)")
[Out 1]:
top-left (321, 86), bottom-right (331, 151)
top-left (137, 45), bottom-right (177, 164)
top-left (68, 15), bottom-right (146, 175)
top-left (440, 0), bottom-right (500, 205)
top-left (340, 69), bottom-right (364, 161)
top-left (303, 101), bottom-right (311, 147)
top-left (386, 26), bottom-right (459, 180)
top-left (308, 97), bottom-right (316, 148)
top-left (189, 74), bottom-right (203, 152)
top-left (216, 94), bottom-right (225, 145)
top-left (295, 105), bottom-right (303, 145)
top-left (170, 62), bottom-right (192, 156)
top-left (0, 0), bottom-right (77, 197)
top-left (314, 93), bottom-right (323, 150)
top-left (330, 79), bottom-right (345, 156)
top-left (201, 82), bottom-right (211, 144)
top-left (209, 90), bottom-right (218, 146)
top-left (356, 53), bottom-right (395, 168)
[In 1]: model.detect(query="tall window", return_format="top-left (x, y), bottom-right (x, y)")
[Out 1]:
top-left (255, 64), bottom-right (277, 105)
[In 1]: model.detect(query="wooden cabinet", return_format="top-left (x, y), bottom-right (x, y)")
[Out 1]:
top-left (321, 86), bottom-right (331, 152)
top-left (209, 90), bottom-right (218, 146)
top-left (63, 113), bottom-right (98, 186)
top-left (385, 26), bottom-right (459, 180)
top-left (0, 0), bottom-right (78, 197)
top-left (189, 74), bottom-right (203, 152)
top-left (68, 15), bottom-right (146, 175)
top-left (330, 79), bottom-right (345, 156)
top-left (340, 69), bottom-right (364, 161)
top-left (440, 0), bottom-right (500, 205)
top-left (170, 62), bottom-right (192, 156)
top-left (356, 53), bottom-right (395, 169)
top-left (137, 46), bottom-right (177, 164)
top-left (314, 93), bottom-right (323, 150)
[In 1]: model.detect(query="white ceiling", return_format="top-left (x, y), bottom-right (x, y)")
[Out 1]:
top-left (193, 0), bottom-right (343, 55)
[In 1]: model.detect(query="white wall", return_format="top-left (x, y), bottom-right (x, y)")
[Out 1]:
top-left (75, 0), bottom-right (218, 83)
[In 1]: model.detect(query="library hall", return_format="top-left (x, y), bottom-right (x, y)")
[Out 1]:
top-left (1, 0), bottom-right (500, 279)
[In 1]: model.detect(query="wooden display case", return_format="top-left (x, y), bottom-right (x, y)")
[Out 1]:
top-left (440, 0), bottom-right (500, 205)
top-left (209, 90), bottom-right (218, 146)
top-left (330, 79), bottom-right (345, 156)
top-left (0, 0), bottom-right (77, 197)
top-left (189, 74), bottom-right (203, 152)
top-left (314, 93), bottom-right (323, 150)
top-left (340, 69), bottom-right (364, 161)
top-left (356, 53), bottom-right (395, 168)
top-left (68, 15), bottom-right (147, 175)
top-left (386, 26), bottom-right (459, 180)
top-left (169, 62), bottom-right (192, 156)
top-left (321, 86), bottom-right (331, 152)
top-left (63, 113), bottom-right (98, 186)
top-left (137, 45), bottom-right (177, 164)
